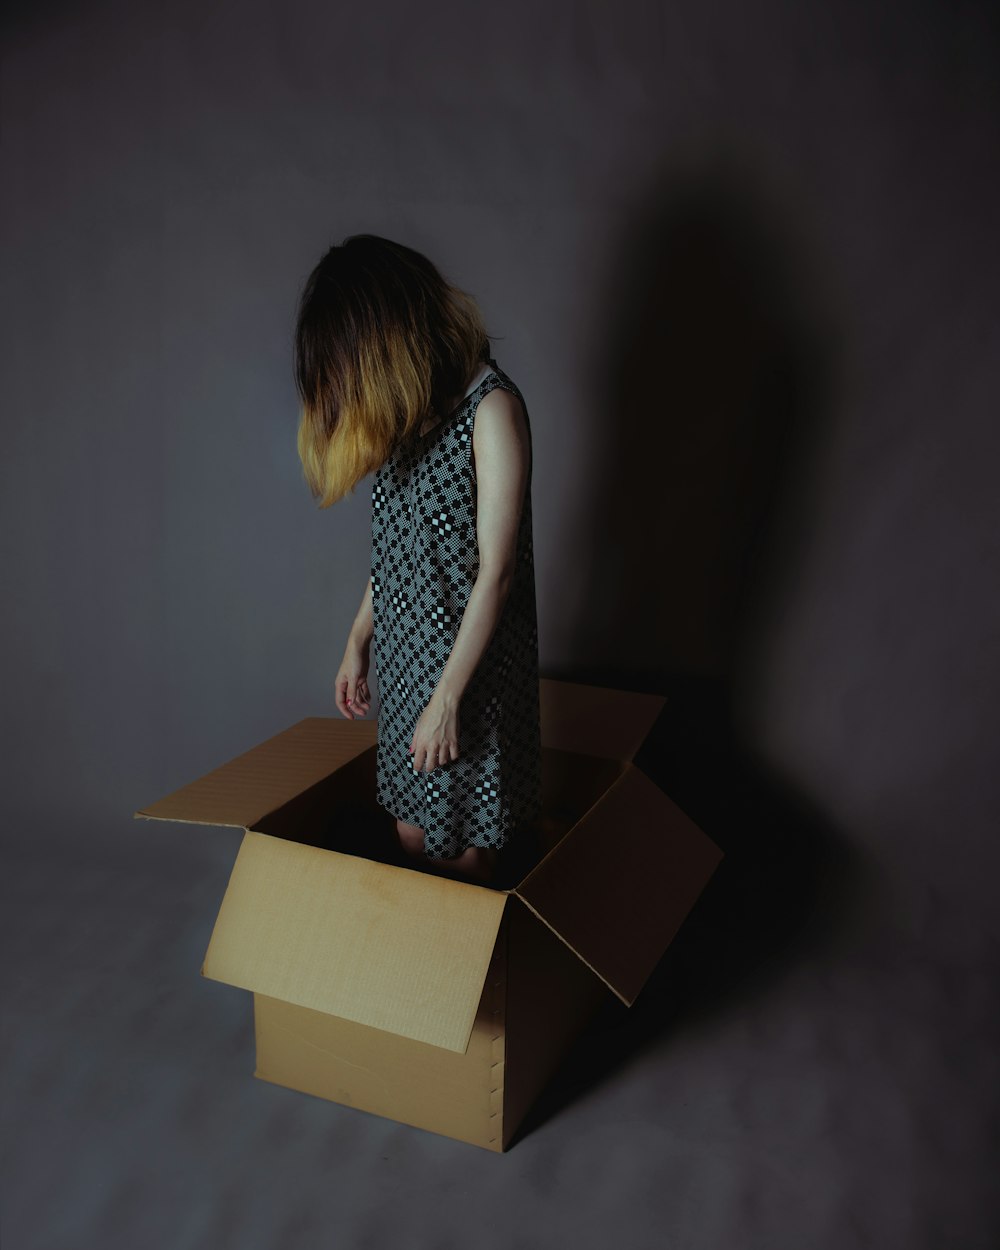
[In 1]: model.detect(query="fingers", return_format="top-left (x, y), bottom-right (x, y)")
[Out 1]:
top-left (347, 679), bottom-right (371, 717)
top-left (410, 741), bottom-right (459, 772)
top-left (337, 677), bottom-right (371, 719)
top-left (335, 679), bottom-right (352, 719)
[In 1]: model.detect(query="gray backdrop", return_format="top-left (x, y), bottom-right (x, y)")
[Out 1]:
top-left (2, 1), bottom-right (998, 1247)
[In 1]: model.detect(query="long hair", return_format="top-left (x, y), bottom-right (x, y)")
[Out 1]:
top-left (294, 234), bottom-right (492, 507)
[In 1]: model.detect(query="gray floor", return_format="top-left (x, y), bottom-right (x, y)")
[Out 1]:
top-left (3, 766), bottom-right (996, 1250)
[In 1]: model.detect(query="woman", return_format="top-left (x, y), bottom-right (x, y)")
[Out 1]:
top-left (293, 234), bottom-right (541, 886)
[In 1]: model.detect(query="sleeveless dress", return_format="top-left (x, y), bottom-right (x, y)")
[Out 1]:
top-left (370, 356), bottom-right (542, 860)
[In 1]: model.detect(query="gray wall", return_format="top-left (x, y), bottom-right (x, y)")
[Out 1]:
top-left (2, 1), bottom-right (998, 1247)
top-left (3, 0), bottom-right (996, 861)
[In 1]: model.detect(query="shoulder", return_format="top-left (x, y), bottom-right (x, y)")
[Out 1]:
top-left (473, 384), bottom-right (528, 443)
top-left (471, 386), bottom-right (530, 485)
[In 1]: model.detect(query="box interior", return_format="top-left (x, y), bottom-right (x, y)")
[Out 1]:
top-left (251, 740), bottom-right (628, 892)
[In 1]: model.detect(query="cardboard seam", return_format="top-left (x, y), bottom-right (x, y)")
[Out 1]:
top-left (132, 812), bottom-right (248, 827)
top-left (517, 758), bottom-right (633, 886)
top-left (512, 893), bottom-right (631, 1007)
top-left (487, 914), bottom-right (508, 1145)
top-left (510, 761), bottom-right (636, 998)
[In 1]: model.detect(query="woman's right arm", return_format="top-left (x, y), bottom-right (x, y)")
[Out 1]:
top-left (350, 576), bottom-right (374, 650)
top-left (336, 576), bottom-right (373, 719)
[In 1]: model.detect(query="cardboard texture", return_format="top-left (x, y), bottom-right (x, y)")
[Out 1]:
top-left (135, 677), bottom-right (723, 1151)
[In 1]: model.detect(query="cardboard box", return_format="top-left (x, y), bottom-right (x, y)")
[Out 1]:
top-left (134, 677), bottom-right (723, 1151)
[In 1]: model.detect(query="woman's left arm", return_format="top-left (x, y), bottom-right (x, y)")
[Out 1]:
top-left (409, 387), bottom-right (530, 771)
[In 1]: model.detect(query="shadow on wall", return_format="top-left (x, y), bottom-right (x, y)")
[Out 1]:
top-left (522, 149), bottom-right (873, 1142)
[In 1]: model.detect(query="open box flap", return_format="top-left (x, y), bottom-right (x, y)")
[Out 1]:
top-left (513, 764), bottom-right (723, 1006)
top-left (133, 717), bottom-right (376, 830)
top-left (201, 831), bottom-right (508, 1054)
top-left (539, 677), bottom-right (666, 762)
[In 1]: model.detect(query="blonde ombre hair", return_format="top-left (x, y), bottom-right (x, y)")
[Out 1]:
top-left (293, 234), bottom-right (493, 508)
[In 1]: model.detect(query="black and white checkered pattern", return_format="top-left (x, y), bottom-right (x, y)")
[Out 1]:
top-left (370, 358), bottom-right (542, 860)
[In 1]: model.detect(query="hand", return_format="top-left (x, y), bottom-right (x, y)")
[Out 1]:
top-left (410, 692), bottom-right (460, 772)
top-left (335, 639), bottom-right (372, 719)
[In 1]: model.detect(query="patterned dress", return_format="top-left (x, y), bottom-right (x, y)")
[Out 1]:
top-left (370, 356), bottom-right (542, 859)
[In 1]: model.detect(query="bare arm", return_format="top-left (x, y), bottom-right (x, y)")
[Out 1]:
top-left (434, 387), bottom-right (530, 708)
top-left (408, 386), bottom-right (531, 770)
top-left (337, 576), bottom-right (373, 719)
top-left (350, 575), bottom-right (374, 649)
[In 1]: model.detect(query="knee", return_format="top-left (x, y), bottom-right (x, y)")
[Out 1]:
top-left (395, 819), bottom-right (426, 855)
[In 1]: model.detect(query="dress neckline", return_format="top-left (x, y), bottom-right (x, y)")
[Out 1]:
top-left (411, 359), bottom-right (497, 446)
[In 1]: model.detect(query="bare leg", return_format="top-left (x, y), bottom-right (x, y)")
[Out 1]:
top-left (435, 844), bottom-right (498, 884)
top-left (394, 819), bottom-right (498, 885)
top-left (393, 819), bottom-right (427, 859)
